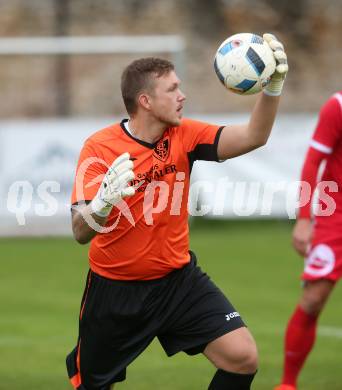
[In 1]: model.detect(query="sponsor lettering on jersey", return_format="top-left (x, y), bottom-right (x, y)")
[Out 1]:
top-left (131, 164), bottom-right (178, 192)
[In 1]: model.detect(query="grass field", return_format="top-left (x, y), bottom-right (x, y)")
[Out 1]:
top-left (1, 220), bottom-right (341, 390)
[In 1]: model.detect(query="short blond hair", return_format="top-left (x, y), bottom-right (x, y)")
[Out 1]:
top-left (121, 57), bottom-right (174, 115)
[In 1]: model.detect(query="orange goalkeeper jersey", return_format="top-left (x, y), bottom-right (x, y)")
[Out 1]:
top-left (71, 118), bottom-right (223, 280)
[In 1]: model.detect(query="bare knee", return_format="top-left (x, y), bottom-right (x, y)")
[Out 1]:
top-left (228, 336), bottom-right (258, 373)
top-left (300, 280), bottom-right (334, 315)
top-left (301, 294), bottom-right (325, 315)
top-left (204, 328), bottom-right (258, 374)
top-left (221, 341), bottom-right (258, 374)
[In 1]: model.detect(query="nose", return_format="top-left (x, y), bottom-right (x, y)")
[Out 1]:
top-left (178, 89), bottom-right (186, 101)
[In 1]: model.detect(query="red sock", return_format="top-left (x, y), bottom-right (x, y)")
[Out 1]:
top-left (281, 305), bottom-right (318, 386)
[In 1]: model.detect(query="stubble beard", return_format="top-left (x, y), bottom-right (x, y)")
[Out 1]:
top-left (156, 111), bottom-right (181, 128)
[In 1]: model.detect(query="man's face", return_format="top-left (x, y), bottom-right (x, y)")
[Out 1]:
top-left (147, 70), bottom-right (186, 127)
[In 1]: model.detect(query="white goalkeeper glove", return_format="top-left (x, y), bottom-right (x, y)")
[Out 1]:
top-left (263, 33), bottom-right (288, 96)
top-left (91, 152), bottom-right (135, 217)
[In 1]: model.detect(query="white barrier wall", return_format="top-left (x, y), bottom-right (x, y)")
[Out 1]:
top-left (0, 114), bottom-right (316, 236)
top-left (191, 114), bottom-right (316, 219)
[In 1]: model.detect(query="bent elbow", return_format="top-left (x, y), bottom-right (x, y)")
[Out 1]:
top-left (247, 140), bottom-right (266, 153)
top-left (74, 234), bottom-right (90, 245)
top-left (254, 136), bottom-right (268, 149)
top-left (72, 226), bottom-right (91, 245)
top-left (260, 137), bottom-right (268, 147)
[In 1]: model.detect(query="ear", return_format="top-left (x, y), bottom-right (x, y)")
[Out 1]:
top-left (138, 93), bottom-right (151, 111)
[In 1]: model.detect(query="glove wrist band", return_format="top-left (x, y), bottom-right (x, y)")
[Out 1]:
top-left (91, 197), bottom-right (113, 217)
top-left (263, 78), bottom-right (284, 97)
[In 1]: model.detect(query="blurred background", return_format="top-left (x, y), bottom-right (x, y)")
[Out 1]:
top-left (1, 0), bottom-right (341, 117)
top-left (0, 1), bottom-right (341, 389)
top-left (2, 0), bottom-right (342, 234)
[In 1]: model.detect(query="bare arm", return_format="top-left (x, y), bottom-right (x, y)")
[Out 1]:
top-left (217, 93), bottom-right (280, 160)
top-left (217, 33), bottom-right (288, 160)
top-left (71, 203), bottom-right (108, 244)
top-left (71, 152), bottom-right (135, 245)
top-left (292, 218), bottom-right (313, 257)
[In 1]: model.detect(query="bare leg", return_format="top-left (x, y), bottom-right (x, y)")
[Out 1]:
top-left (203, 327), bottom-right (258, 373)
top-left (299, 279), bottom-right (335, 315)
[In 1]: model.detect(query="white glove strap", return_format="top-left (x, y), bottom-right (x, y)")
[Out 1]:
top-left (91, 196), bottom-right (113, 217)
top-left (263, 78), bottom-right (285, 97)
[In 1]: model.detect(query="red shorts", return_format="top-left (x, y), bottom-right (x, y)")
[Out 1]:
top-left (302, 222), bottom-right (342, 281)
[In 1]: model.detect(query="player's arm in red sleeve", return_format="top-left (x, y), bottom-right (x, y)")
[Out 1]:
top-left (293, 94), bottom-right (342, 256)
top-left (217, 93), bottom-right (280, 160)
top-left (292, 147), bottom-right (326, 256)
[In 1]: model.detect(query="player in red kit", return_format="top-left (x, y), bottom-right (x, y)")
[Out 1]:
top-left (275, 91), bottom-right (342, 390)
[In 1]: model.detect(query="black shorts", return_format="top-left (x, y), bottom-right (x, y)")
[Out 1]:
top-left (66, 252), bottom-right (245, 390)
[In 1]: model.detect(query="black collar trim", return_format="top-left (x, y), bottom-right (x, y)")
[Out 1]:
top-left (120, 119), bottom-right (159, 149)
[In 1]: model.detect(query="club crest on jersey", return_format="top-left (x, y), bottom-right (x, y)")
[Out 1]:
top-left (153, 136), bottom-right (170, 162)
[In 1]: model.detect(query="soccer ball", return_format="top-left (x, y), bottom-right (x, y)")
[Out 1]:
top-left (214, 33), bottom-right (276, 95)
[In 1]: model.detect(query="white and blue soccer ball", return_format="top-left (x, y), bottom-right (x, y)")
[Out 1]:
top-left (214, 33), bottom-right (276, 95)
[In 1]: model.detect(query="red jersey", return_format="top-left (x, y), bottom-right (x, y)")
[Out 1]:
top-left (311, 92), bottom-right (342, 183)
top-left (299, 91), bottom-right (342, 222)
top-left (71, 118), bottom-right (223, 280)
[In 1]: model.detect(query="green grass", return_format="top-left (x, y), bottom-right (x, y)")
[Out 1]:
top-left (0, 220), bottom-right (341, 389)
